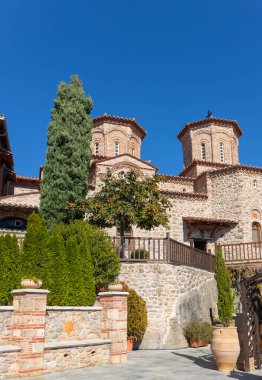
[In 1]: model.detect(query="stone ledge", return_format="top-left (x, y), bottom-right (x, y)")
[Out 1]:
top-left (0, 306), bottom-right (14, 311)
top-left (44, 339), bottom-right (112, 350)
top-left (0, 345), bottom-right (21, 353)
top-left (12, 289), bottom-right (50, 295)
top-left (98, 292), bottom-right (129, 297)
top-left (46, 306), bottom-right (102, 311)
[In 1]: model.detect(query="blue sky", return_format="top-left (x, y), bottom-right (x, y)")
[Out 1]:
top-left (0, 0), bottom-right (262, 177)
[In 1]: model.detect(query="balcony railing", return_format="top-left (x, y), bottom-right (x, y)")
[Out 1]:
top-left (221, 242), bottom-right (262, 266)
top-left (112, 236), bottom-right (215, 273)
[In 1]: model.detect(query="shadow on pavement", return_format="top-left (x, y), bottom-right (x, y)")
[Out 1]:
top-left (172, 352), bottom-right (262, 379)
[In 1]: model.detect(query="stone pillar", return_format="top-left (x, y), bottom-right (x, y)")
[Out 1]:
top-left (11, 289), bottom-right (49, 376)
top-left (98, 291), bottom-right (128, 364)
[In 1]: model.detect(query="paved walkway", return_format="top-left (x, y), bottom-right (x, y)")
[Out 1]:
top-left (22, 347), bottom-right (262, 380)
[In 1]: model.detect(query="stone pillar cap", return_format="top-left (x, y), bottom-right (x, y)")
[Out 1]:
top-left (12, 289), bottom-right (50, 295)
top-left (98, 291), bottom-right (129, 297)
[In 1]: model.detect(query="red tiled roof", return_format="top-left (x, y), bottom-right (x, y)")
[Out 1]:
top-left (92, 153), bottom-right (158, 170)
top-left (183, 216), bottom-right (238, 226)
top-left (179, 160), bottom-right (231, 177)
top-left (157, 174), bottom-right (194, 183)
top-left (93, 114), bottom-right (147, 138)
top-left (177, 117), bottom-right (243, 140)
top-left (16, 175), bottom-right (40, 183)
top-left (160, 190), bottom-right (208, 200)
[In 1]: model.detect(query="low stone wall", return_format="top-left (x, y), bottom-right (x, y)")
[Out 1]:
top-left (0, 290), bottom-right (128, 378)
top-left (119, 263), bottom-right (217, 349)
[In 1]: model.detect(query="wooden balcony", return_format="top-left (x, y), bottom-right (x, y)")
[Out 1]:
top-left (221, 242), bottom-right (262, 268)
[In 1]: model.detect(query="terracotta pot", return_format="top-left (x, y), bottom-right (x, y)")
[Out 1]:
top-left (108, 283), bottom-right (123, 291)
top-left (211, 327), bottom-right (240, 372)
top-left (189, 338), bottom-right (209, 348)
top-left (21, 279), bottom-right (42, 289)
top-left (127, 337), bottom-right (134, 352)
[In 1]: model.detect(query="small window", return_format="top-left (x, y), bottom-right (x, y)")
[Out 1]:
top-left (14, 220), bottom-right (22, 228)
top-left (253, 180), bottom-right (257, 188)
top-left (94, 143), bottom-right (99, 156)
top-left (132, 148), bottom-right (135, 156)
top-left (114, 142), bottom-right (120, 156)
top-left (252, 222), bottom-right (261, 242)
top-left (220, 143), bottom-right (224, 163)
top-left (201, 143), bottom-right (206, 160)
top-left (119, 171), bottom-right (125, 179)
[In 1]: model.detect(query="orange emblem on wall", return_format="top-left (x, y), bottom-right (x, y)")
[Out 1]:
top-left (64, 321), bottom-right (74, 333)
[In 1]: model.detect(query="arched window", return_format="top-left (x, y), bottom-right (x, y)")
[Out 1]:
top-left (220, 143), bottom-right (224, 163)
top-left (132, 148), bottom-right (135, 156)
top-left (253, 180), bottom-right (257, 189)
top-left (252, 222), bottom-right (261, 242)
top-left (94, 142), bottom-right (99, 156)
top-left (114, 142), bottom-right (120, 156)
top-left (201, 143), bottom-right (206, 160)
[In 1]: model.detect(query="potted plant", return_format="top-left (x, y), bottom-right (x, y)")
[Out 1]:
top-left (211, 245), bottom-right (240, 372)
top-left (127, 288), bottom-right (147, 352)
top-left (130, 249), bottom-right (149, 260)
top-left (183, 321), bottom-right (212, 348)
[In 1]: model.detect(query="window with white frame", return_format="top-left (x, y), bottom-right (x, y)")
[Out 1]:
top-left (201, 143), bottom-right (206, 160)
top-left (94, 142), bottom-right (99, 156)
top-left (114, 142), bottom-right (120, 156)
top-left (220, 142), bottom-right (224, 163)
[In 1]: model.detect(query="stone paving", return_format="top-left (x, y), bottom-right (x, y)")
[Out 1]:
top-left (21, 347), bottom-right (262, 380)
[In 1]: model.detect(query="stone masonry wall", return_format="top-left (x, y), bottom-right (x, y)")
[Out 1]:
top-left (119, 263), bottom-right (217, 349)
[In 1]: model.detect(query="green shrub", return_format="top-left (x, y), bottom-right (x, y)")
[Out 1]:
top-left (130, 249), bottom-right (149, 260)
top-left (0, 234), bottom-right (21, 305)
top-left (183, 321), bottom-right (212, 342)
top-left (51, 221), bottom-right (120, 290)
top-left (215, 245), bottom-right (235, 326)
top-left (127, 288), bottom-right (147, 341)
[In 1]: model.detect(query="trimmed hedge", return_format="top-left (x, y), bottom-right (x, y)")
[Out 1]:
top-left (183, 321), bottom-right (212, 343)
top-left (127, 288), bottom-right (147, 341)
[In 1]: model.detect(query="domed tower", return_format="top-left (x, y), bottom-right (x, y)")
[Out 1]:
top-left (177, 113), bottom-right (243, 173)
top-left (91, 114), bottom-right (147, 159)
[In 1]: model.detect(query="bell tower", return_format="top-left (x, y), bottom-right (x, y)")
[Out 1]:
top-left (177, 113), bottom-right (242, 169)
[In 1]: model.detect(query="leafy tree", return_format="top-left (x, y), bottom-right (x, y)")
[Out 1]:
top-left (0, 235), bottom-right (21, 305)
top-left (21, 212), bottom-right (49, 279)
top-left (69, 171), bottom-right (171, 256)
top-left (51, 221), bottom-right (120, 290)
top-left (215, 245), bottom-right (235, 326)
top-left (40, 75), bottom-right (93, 228)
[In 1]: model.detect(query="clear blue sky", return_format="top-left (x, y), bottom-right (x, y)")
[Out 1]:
top-left (1, 0), bottom-right (262, 177)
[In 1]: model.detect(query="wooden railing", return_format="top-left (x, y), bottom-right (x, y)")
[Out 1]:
top-left (112, 236), bottom-right (215, 272)
top-left (221, 242), bottom-right (262, 266)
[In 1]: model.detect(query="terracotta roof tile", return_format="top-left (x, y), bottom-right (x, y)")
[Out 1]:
top-left (183, 216), bottom-right (238, 226)
top-left (93, 114), bottom-right (147, 138)
top-left (0, 191), bottom-right (40, 209)
top-left (177, 117), bottom-right (243, 140)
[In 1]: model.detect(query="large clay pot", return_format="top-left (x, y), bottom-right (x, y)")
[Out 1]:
top-left (21, 278), bottom-right (42, 289)
top-left (108, 283), bottom-right (123, 291)
top-left (211, 327), bottom-right (240, 372)
top-left (127, 337), bottom-right (134, 352)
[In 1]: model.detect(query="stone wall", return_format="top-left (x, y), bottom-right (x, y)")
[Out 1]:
top-left (119, 262), bottom-right (217, 349)
top-left (0, 289), bottom-right (128, 378)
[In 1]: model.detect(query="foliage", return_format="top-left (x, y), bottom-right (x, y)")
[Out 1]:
top-left (0, 235), bottom-right (21, 305)
top-left (40, 75), bottom-right (93, 228)
top-left (215, 245), bottom-right (235, 326)
top-left (130, 249), bottom-right (149, 260)
top-left (127, 288), bottom-right (147, 341)
top-left (21, 212), bottom-right (49, 279)
top-left (51, 221), bottom-right (120, 290)
top-left (183, 321), bottom-right (212, 342)
top-left (69, 171), bottom-right (171, 237)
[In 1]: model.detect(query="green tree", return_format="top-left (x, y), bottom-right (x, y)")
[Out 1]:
top-left (127, 288), bottom-right (148, 341)
top-left (40, 75), bottom-right (93, 228)
top-left (69, 171), bottom-right (171, 256)
top-left (21, 212), bottom-right (48, 279)
top-left (51, 221), bottom-right (120, 290)
top-left (215, 245), bottom-right (235, 326)
top-left (79, 237), bottom-right (96, 305)
top-left (0, 235), bottom-right (21, 305)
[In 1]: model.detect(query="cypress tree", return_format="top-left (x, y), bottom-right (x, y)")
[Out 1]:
top-left (46, 234), bottom-right (70, 306)
top-left (79, 237), bottom-right (96, 306)
top-left (21, 212), bottom-right (49, 279)
top-left (215, 245), bottom-right (234, 326)
top-left (65, 236), bottom-right (86, 305)
top-left (0, 234), bottom-right (21, 305)
top-left (40, 75), bottom-right (93, 228)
